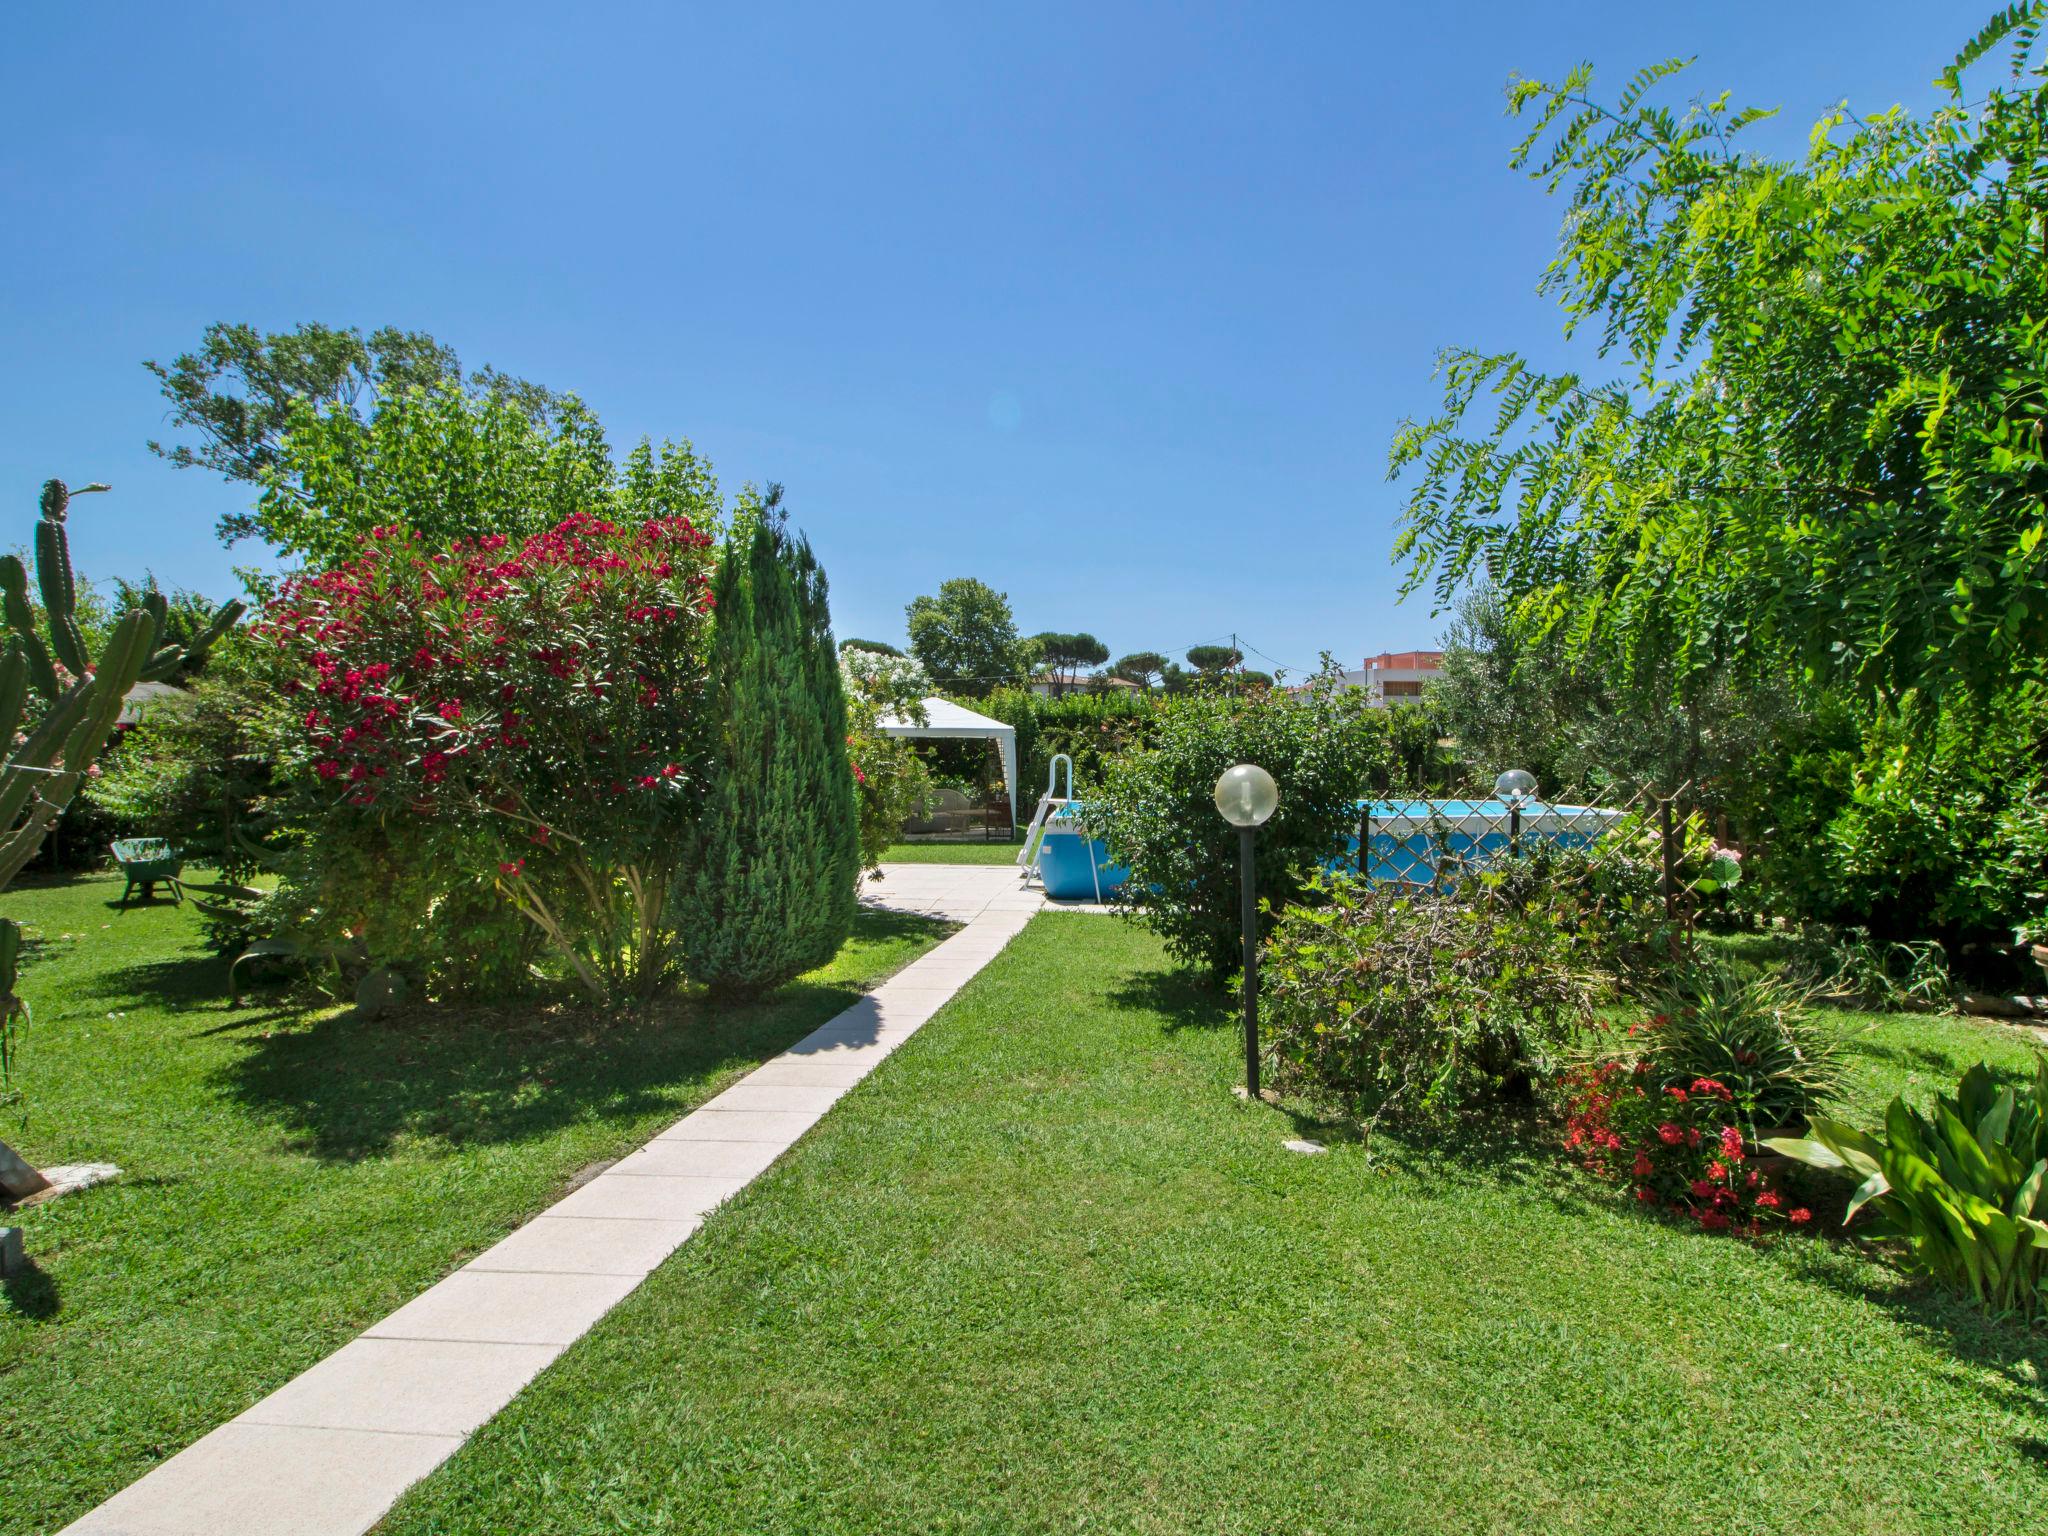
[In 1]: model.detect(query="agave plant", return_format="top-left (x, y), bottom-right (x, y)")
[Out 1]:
top-left (1631, 958), bottom-right (1844, 1132)
top-left (1765, 1059), bottom-right (2048, 1318)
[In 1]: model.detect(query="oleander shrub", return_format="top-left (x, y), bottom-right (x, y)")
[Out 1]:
top-left (259, 511), bottom-right (718, 1002)
top-left (1262, 871), bottom-right (1602, 1126)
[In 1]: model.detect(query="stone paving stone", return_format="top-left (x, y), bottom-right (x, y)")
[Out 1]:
top-left (366, 1268), bottom-right (642, 1347)
top-left (239, 1337), bottom-right (562, 1438)
top-left (609, 1138), bottom-right (786, 1180)
top-left (653, 1107), bottom-right (825, 1142)
top-left (61, 1421), bottom-right (464, 1536)
top-left (467, 1214), bottom-right (702, 1276)
top-left (700, 1081), bottom-right (848, 1115)
top-left (743, 1057), bottom-right (878, 1090)
top-left (546, 1171), bottom-right (746, 1222)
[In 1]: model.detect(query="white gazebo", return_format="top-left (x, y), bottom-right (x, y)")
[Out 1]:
top-left (876, 696), bottom-right (1018, 827)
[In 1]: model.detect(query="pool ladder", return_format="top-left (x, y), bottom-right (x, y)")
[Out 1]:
top-left (1016, 753), bottom-right (1074, 888)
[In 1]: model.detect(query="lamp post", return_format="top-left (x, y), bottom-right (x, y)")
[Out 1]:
top-left (1214, 763), bottom-right (1279, 1099)
top-left (1494, 767), bottom-right (1537, 857)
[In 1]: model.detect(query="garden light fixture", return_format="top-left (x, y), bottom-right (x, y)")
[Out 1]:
top-left (1493, 768), bottom-right (1538, 805)
top-left (1214, 763), bottom-right (1278, 1098)
top-left (1494, 767), bottom-right (1537, 856)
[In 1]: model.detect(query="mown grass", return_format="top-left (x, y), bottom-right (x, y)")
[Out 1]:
top-left (0, 870), bottom-right (949, 1536)
top-left (379, 914), bottom-right (2048, 1536)
top-left (880, 837), bottom-right (1026, 865)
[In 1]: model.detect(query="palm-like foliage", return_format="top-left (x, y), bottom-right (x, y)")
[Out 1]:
top-left (1767, 1059), bottom-right (2048, 1317)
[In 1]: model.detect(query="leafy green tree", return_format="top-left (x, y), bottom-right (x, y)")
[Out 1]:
top-left (1029, 631), bottom-right (1109, 696)
top-left (841, 647), bottom-right (936, 871)
top-left (1391, 11), bottom-right (2048, 717)
top-left (1112, 651), bottom-right (1168, 688)
top-left (146, 322), bottom-right (574, 547)
top-left (840, 637), bottom-right (904, 657)
top-left (905, 577), bottom-right (1023, 696)
top-left (147, 322), bottom-right (455, 492)
top-left (1185, 644), bottom-right (1242, 675)
top-left (1086, 674), bottom-right (1389, 982)
top-left (249, 387), bottom-right (613, 568)
top-left (674, 515), bottom-right (860, 996)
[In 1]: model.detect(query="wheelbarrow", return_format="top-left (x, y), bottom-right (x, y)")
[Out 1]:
top-left (110, 838), bottom-right (185, 908)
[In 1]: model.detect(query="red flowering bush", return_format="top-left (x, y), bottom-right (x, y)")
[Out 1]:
top-left (259, 512), bottom-right (717, 1000)
top-left (1562, 1060), bottom-right (1813, 1236)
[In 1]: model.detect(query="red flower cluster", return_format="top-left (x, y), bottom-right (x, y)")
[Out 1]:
top-left (1562, 1060), bottom-right (1810, 1236)
top-left (260, 512), bottom-right (719, 898)
top-left (261, 512), bottom-right (714, 810)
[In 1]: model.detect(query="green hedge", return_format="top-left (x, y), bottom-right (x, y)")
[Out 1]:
top-left (967, 687), bottom-right (1161, 812)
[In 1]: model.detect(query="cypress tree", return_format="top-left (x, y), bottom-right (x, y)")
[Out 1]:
top-left (672, 512), bottom-right (860, 996)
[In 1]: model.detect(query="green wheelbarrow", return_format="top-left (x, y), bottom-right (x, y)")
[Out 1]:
top-left (111, 838), bottom-right (185, 908)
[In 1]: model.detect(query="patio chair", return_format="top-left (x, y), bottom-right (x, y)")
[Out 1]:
top-left (110, 838), bottom-right (185, 908)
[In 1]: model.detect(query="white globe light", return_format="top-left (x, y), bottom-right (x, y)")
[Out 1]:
top-left (1214, 763), bottom-right (1279, 828)
top-left (1493, 768), bottom-right (1539, 804)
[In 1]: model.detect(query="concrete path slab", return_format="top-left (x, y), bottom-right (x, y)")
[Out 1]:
top-left (61, 863), bottom-right (1061, 1536)
top-left (239, 1337), bottom-right (562, 1438)
top-left (467, 1214), bottom-right (702, 1276)
top-left (64, 1422), bottom-right (464, 1536)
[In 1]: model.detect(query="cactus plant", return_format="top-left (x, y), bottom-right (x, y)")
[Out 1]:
top-left (0, 479), bottom-right (244, 1199)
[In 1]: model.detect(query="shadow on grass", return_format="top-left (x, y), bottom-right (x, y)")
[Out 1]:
top-left (219, 985), bottom-right (859, 1161)
top-left (1106, 968), bottom-right (1235, 1033)
top-left (2, 1254), bottom-right (59, 1320)
top-left (210, 907), bottom-right (951, 1162)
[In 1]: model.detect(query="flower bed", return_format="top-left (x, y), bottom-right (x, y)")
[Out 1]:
top-left (1562, 1057), bottom-right (1811, 1234)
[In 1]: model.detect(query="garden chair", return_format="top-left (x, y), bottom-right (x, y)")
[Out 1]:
top-left (110, 838), bottom-right (185, 908)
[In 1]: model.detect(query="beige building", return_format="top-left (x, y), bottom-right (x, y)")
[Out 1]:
top-left (1339, 649), bottom-right (1443, 707)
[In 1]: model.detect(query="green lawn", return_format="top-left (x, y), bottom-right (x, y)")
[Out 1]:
top-left (0, 871), bottom-right (950, 1536)
top-left (378, 915), bottom-right (2048, 1535)
top-left (881, 837), bottom-right (1026, 865)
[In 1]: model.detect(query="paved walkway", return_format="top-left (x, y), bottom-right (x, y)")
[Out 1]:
top-left (63, 865), bottom-right (1057, 1536)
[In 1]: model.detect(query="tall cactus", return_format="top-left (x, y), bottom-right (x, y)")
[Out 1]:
top-left (0, 479), bottom-right (244, 1199)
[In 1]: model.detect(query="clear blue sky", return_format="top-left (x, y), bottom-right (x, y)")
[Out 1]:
top-left (2, 1), bottom-right (1969, 676)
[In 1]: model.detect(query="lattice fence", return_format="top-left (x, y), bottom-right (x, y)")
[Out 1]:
top-left (1346, 779), bottom-right (1731, 944)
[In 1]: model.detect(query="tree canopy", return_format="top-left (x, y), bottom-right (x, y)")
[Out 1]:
top-left (1029, 631), bottom-right (1110, 695)
top-left (905, 577), bottom-right (1023, 696)
top-left (1185, 644), bottom-right (1242, 674)
top-left (1390, 9), bottom-right (2048, 717)
top-left (1112, 651), bottom-right (1169, 688)
top-left (146, 321), bottom-right (572, 547)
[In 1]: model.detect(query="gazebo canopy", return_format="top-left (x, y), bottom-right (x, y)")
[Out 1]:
top-left (876, 696), bottom-right (1018, 825)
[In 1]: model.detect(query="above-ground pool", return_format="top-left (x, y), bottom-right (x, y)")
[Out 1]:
top-left (1036, 803), bottom-right (1130, 902)
top-left (1333, 798), bottom-right (1622, 884)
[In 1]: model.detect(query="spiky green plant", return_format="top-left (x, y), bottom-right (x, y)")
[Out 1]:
top-left (0, 478), bottom-right (243, 1199)
top-left (1638, 958), bottom-right (1845, 1132)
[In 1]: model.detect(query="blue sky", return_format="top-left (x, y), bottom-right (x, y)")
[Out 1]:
top-left (2, 1), bottom-right (1970, 676)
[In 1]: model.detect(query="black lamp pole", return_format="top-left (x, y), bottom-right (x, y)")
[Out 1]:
top-left (1240, 821), bottom-right (1260, 1098)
